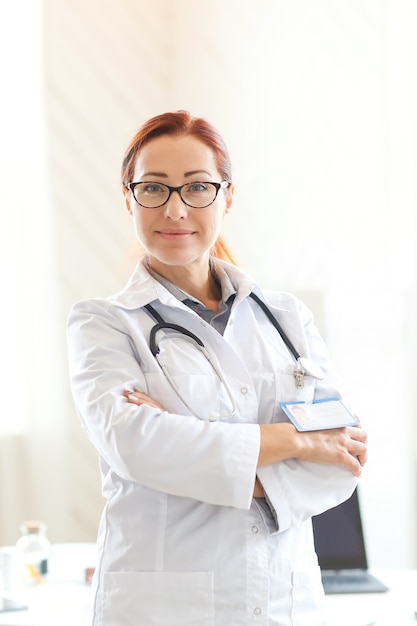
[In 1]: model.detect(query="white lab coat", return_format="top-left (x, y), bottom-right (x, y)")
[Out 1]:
top-left (67, 259), bottom-right (358, 626)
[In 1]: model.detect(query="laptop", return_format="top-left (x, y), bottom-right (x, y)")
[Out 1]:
top-left (312, 488), bottom-right (389, 594)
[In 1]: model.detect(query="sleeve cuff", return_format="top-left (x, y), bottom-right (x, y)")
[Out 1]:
top-left (257, 460), bottom-right (359, 534)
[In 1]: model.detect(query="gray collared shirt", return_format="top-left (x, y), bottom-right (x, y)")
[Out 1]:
top-left (146, 260), bottom-right (237, 335)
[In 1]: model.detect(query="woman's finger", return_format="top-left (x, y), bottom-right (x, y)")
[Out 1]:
top-left (123, 389), bottom-right (164, 411)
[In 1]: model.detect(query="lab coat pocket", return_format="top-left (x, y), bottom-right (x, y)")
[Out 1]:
top-left (290, 566), bottom-right (326, 626)
top-left (101, 571), bottom-right (214, 626)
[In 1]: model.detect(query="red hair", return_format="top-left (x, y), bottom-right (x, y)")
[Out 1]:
top-left (121, 110), bottom-right (237, 265)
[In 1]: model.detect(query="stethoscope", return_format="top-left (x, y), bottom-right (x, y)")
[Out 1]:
top-left (144, 293), bottom-right (325, 421)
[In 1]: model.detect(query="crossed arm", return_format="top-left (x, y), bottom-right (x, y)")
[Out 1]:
top-left (123, 389), bottom-right (368, 498)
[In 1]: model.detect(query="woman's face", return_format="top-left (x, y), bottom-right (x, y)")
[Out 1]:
top-left (124, 134), bottom-right (233, 272)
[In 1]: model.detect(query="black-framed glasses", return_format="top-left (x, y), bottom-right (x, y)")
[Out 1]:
top-left (125, 180), bottom-right (230, 209)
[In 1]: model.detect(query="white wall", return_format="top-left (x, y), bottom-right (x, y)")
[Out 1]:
top-left (2, 0), bottom-right (415, 568)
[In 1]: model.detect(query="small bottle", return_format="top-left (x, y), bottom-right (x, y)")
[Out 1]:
top-left (16, 521), bottom-right (51, 585)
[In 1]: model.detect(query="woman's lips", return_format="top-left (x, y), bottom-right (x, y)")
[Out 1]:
top-left (157, 229), bottom-right (195, 240)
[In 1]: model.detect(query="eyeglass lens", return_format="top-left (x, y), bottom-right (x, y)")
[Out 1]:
top-left (133, 182), bottom-right (218, 208)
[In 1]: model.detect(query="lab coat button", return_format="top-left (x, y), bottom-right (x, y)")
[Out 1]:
top-left (240, 387), bottom-right (248, 394)
top-left (254, 607), bottom-right (262, 615)
top-left (251, 525), bottom-right (259, 533)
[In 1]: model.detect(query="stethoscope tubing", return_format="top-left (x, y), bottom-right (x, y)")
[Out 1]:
top-left (149, 321), bottom-right (204, 356)
top-left (143, 292), bottom-right (323, 419)
top-left (145, 293), bottom-right (301, 363)
top-left (248, 292), bottom-right (301, 362)
top-left (145, 303), bottom-right (237, 419)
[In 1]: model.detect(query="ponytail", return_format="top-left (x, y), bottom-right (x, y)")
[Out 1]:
top-left (211, 236), bottom-right (238, 266)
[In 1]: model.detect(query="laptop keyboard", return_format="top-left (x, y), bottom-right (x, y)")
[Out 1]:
top-left (321, 571), bottom-right (389, 594)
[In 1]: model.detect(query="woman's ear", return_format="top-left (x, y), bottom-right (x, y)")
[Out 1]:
top-left (122, 184), bottom-right (133, 217)
top-left (224, 183), bottom-right (234, 215)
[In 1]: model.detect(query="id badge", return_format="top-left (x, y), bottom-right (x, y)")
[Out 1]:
top-left (279, 397), bottom-right (358, 432)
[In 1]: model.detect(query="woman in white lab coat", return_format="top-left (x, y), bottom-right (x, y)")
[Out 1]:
top-left (67, 111), bottom-right (367, 626)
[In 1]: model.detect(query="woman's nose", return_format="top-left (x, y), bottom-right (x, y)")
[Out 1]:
top-left (164, 190), bottom-right (188, 220)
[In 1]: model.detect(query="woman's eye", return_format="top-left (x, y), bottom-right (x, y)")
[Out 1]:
top-left (143, 183), bottom-right (165, 194)
top-left (187, 182), bottom-right (207, 193)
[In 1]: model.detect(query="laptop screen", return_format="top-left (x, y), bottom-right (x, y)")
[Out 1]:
top-left (312, 489), bottom-right (368, 571)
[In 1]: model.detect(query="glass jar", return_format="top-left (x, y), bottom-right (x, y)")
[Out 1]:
top-left (16, 520), bottom-right (51, 585)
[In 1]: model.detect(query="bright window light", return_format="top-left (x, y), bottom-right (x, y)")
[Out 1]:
top-left (0, 1), bottom-right (45, 435)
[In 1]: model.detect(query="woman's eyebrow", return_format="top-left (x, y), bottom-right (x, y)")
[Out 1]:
top-left (142, 171), bottom-right (168, 178)
top-left (184, 169), bottom-right (212, 178)
top-left (141, 169), bottom-right (213, 179)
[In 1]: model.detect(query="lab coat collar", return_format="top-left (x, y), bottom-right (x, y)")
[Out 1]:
top-left (108, 259), bottom-right (173, 310)
top-left (108, 256), bottom-right (286, 313)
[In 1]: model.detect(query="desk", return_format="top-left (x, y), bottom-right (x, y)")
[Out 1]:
top-left (1, 544), bottom-right (416, 625)
top-left (325, 569), bottom-right (417, 626)
top-left (0, 543), bottom-right (95, 626)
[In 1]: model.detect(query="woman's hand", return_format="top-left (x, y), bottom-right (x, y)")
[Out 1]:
top-left (295, 425), bottom-right (368, 476)
top-left (123, 388), bottom-right (165, 411)
top-left (258, 422), bottom-right (368, 477)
